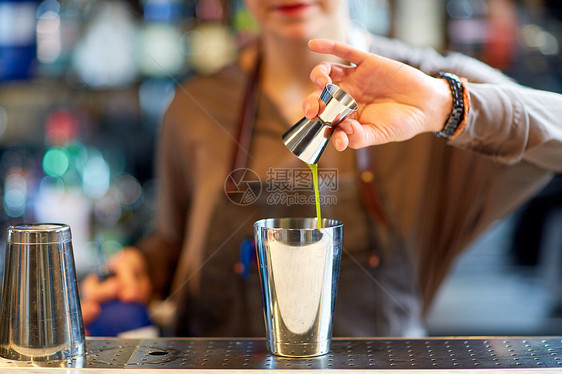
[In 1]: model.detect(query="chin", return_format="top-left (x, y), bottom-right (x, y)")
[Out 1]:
top-left (268, 23), bottom-right (328, 42)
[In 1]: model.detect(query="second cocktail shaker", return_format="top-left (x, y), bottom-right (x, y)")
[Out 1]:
top-left (0, 223), bottom-right (85, 361)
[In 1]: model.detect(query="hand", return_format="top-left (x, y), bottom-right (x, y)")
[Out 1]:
top-left (303, 39), bottom-right (453, 151)
top-left (80, 247), bottom-right (152, 325)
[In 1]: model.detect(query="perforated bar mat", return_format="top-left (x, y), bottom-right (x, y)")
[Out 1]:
top-left (0, 337), bottom-right (560, 369)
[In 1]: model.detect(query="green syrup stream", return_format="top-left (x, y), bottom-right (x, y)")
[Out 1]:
top-left (307, 162), bottom-right (322, 229)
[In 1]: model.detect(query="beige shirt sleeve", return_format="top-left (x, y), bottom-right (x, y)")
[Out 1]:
top-left (453, 83), bottom-right (562, 171)
top-left (136, 97), bottom-right (192, 299)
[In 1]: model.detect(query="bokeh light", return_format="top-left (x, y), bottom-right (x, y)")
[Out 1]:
top-left (42, 147), bottom-right (70, 177)
top-left (82, 153), bottom-right (110, 199)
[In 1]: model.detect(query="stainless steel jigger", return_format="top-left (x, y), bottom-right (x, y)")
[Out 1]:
top-left (282, 83), bottom-right (358, 164)
top-left (0, 223), bottom-right (85, 361)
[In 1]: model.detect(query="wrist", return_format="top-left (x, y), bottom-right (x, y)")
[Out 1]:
top-left (433, 72), bottom-right (469, 139)
top-left (432, 76), bottom-right (454, 133)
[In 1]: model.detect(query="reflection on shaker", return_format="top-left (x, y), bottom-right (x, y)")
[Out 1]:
top-left (270, 239), bottom-right (329, 334)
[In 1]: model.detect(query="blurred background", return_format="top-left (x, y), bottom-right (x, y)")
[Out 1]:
top-left (0, 0), bottom-right (560, 336)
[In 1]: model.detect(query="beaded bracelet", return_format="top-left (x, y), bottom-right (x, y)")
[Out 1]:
top-left (434, 72), bottom-right (470, 140)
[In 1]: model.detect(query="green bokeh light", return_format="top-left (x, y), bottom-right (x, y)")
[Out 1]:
top-left (42, 148), bottom-right (70, 177)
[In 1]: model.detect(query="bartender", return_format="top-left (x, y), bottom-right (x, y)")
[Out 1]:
top-left (80, 0), bottom-right (562, 337)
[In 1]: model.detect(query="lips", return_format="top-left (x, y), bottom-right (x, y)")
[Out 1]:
top-left (273, 3), bottom-right (313, 16)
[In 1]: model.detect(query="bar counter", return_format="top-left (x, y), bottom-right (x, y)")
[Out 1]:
top-left (0, 337), bottom-right (561, 373)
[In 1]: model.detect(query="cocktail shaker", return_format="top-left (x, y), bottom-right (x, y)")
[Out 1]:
top-left (254, 217), bottom-right (343, 357)
top-left (0, 223), bottom-right (85, 361)
top-left (282, 84), bottom-right (358, 165)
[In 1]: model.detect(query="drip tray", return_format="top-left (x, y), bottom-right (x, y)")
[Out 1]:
top-left (0, 337), bottom-right (560, 370)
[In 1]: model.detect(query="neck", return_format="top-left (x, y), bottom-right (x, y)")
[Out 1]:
top-left (262, 38), bottom-right (321, 86)
top-left (261, 28), bottom-right (348, 89)
top-left (258, 24), bottom-right (349, 123)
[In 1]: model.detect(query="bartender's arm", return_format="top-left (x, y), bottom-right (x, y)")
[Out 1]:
top-left (80, 98), bottom-right (189, 325)
top-left (304, 39), bottom-right (562, 171)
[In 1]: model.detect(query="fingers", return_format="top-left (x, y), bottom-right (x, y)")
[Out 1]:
top-left (303, 90), bottom-right (329, 118)
top-left (309, 63), bottom-right (332, 88)
top-left (310, 63), bottom-right (352, 89)
top-left (332, 119), bottom-right (386, 149)
top-left (110, 248), bottom-right (152, 303)
top-left (347, 120), bottom-right (390, 148)
top-left (81, 273), bottom-right (120, 303)
top-left (113, 250), bottom-right (150, 303)
top-left (303, 92), bottom-right (320, 118)
top-left (331, 128), bottom-right (349, 151)
top-left (332, 119), bottom-right (367, 151)
top-left (81, 248), bottom-right (151, 308)
top-left (80, 273), bottom-right (118, 329)
top-left (308, 39), bottom-right (367, 66)
top-left (332, 119), bottom-right (361, 151)
top-left (338, 120), bottom-right (366, 149)
top-left (118, 272), bottom-right (151, 304)
top-left (112, 253), bottom-right (140, 302)
top-left (81, 299), bottom-right (101, 326)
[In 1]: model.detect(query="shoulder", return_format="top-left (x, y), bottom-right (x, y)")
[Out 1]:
top-left (161, 64), bottom-right (247, 140)
top-left (170, 64), bottom-right (246, 113)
